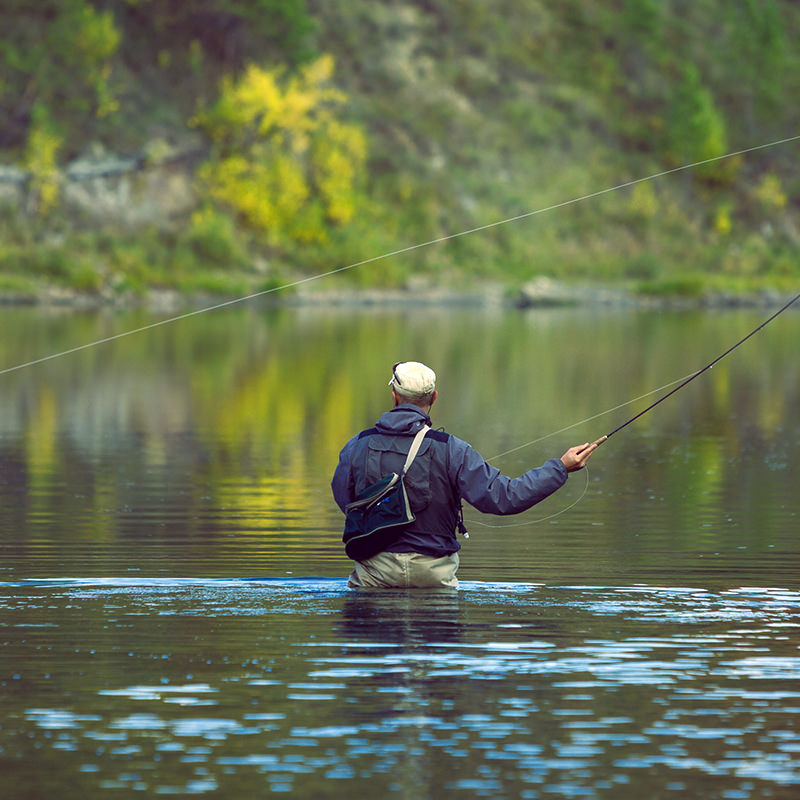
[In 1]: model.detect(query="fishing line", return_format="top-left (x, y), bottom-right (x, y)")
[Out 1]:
top-left (466, 464), bottom-right (591, 529)
top-left (486, 369), bottom-right (699, 461)
top-left (1, 133), bottom-right (798, 378)
top-left (594, 290), bottom-right (800, 445)
top-left (469, 291), bottom-right (800, 528)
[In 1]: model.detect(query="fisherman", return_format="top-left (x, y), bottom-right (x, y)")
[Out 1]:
top-left (331, 361), bottom-right (598, 589)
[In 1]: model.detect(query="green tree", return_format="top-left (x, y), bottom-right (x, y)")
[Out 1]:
top-left (726, 0), bottom-right (787, 132)
top-left (666, 64), bottom-right (733, 183)
top-left (23, 105), bottom-right (62, 214)
top-left (114, 0), bottom-right (315, 70)
top-left (0, 0), bottom-right (120, 151)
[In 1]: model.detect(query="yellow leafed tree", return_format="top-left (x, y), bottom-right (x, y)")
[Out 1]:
top-left (24, 106), bottom-right (62, 215)
top-left (194, 55), bottom-right (367, 246)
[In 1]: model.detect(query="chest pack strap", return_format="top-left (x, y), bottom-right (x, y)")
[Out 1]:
top-left (400, 425), bottom-right (430, 478)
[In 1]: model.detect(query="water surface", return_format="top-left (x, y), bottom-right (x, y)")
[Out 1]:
top-left (1, 304), bottom-right (799, 797)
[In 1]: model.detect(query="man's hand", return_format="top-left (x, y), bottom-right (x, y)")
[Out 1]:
top-left (560, 438), bottom-right (603, 472)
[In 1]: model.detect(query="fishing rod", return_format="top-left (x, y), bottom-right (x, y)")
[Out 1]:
top-left (590, 291), bottom-right (800, 448)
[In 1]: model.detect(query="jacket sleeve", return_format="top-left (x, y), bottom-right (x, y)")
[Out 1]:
top-left (448, 435), bottom-right (568, 515)
top-left (331, 437), bottom-right (358, 513)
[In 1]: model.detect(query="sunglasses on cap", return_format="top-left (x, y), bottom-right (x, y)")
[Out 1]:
top-left (388, 362), bottom-right (404, 388)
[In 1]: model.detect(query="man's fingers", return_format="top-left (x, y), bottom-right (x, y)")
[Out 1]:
top-left (572, 440), bottom-right (600, 467)
top-left (562, 438), bottom-right (604, 472)
top-left (576, 435), bottom-right (607, 459)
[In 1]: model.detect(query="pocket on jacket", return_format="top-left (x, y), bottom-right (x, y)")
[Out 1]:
top-left (366, 437), bottom-right (433, 512)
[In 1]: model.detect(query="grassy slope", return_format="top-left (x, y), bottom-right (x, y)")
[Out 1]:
top-left (1, 0), bottom-right (799, 300)
top-left (309, 0), bottom-right (800, 295)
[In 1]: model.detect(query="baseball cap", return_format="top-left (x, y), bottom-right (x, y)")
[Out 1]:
top-left (388, 361), bottom-right (436, 397)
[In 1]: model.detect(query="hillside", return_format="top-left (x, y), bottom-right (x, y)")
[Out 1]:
top-left (1, 0), bottom-right (798, 302)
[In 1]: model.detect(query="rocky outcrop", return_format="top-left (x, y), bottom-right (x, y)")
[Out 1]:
top-left (0, 145), bottom-right (203, 226)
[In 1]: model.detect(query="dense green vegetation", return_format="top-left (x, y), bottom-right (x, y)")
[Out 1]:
top-left (0, 0), bottom-right (798, 300)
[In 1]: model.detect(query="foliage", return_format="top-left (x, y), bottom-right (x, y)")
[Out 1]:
top-left (116, 0), bottom-right (315, 69)
top-left (0, 0), bottom-right (798, 296)
top-left (186, 206), bottom-right (247, 267)
top-left (666, 64), bottom-right (734, 182)
top-left (751, 174), bottom-right (788, 213)
top-left (637, 275), bottom-right (707, 298)
top-left (0, 0), bottom-right (120, 151)
top-left (0, 0), bottom-right (315, 155)
top-left (0, 212), bottom-right (260, 297)
top-left (726, 0), bottom-right (788, 126)
top-left (23, 106), bottom-right (63, 215)
top-left (193, 55), bottom-right (367, 246)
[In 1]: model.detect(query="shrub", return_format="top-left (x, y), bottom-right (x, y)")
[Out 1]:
top-left (193, 55), bottom-right (367, 248)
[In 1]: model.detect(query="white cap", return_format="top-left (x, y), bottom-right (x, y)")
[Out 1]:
top-left (389, 361), bottom-right (436, 398)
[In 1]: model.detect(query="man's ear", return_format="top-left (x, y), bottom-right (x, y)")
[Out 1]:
top-left (429, 390), bottom-right (438, 408)
top-left (392, 389), bottom-right (401, 407)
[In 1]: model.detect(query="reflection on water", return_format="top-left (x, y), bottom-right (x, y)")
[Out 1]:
top-left (2, 578), bottom-right (799, 798)
top-left (1, 304), bottom-right (800, 797)
top-left (1, 304), bottom-right (798, 584)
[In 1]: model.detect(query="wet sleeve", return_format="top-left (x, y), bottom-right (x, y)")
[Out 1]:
top-left (449, 436), bottom-right (568, 515)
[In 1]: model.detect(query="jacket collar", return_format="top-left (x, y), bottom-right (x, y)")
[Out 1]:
top-left (375, 404), bottom-right (432, 435)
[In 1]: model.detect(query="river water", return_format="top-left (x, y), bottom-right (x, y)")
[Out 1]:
top-left (1, 302), bottom-right (799, 798)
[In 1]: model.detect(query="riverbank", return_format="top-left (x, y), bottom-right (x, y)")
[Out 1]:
top-left (3, 3), bottom-right (798, 326)
top-left (1, 277), bottom-right (796, 313)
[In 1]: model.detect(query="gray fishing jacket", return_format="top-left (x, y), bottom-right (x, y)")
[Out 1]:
top-left (331, 405), bottom-right (568, 558)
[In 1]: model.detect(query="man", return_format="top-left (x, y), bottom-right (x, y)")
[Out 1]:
top-left (331, 361), bottom-right (597, 589)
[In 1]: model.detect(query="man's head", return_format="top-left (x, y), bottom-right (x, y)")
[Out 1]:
top-left (389, 361), bottom-right (437, 410)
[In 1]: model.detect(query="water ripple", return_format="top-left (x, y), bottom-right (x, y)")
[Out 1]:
top-left (4, 580), bottom-right (800, 798)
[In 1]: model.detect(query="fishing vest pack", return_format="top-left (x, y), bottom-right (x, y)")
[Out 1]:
top-left (342, 425), bottom-right (430, 561)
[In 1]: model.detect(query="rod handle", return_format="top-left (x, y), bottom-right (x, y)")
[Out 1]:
top-left (591, 435), bottom-right (608, 448)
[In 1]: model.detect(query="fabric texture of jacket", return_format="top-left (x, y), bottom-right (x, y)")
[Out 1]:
top-left (331, 405), bottom-right (568, 559)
